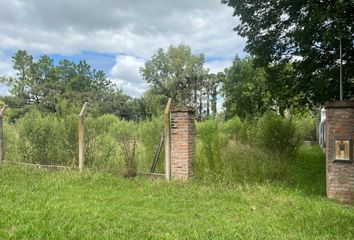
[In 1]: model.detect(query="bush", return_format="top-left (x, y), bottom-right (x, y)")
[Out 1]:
top-left (196, 118), bottom-right (227, 181)
top-left (138, 116), bottom-right (163, 172)
top-left (111, 119), bottom-right (138, 177)
top-left (195, 118), bottom-right (290, 183)
top-left (223, 116), bottom-right (242, 140)
top-left (85, 115), bottom-right (124, 172)
top-left (293, 113), bottom-right (317, 141)
top-left (5, 110), bottom-right (159, 175)
top-left (255, 112), bottom-right (302, 156)
top-left (16, 109), bottom-right (77, 165)
top-left (4, 122), bottom-right (20, 162)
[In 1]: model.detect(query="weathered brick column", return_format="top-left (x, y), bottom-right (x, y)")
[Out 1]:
top-left (170, 107), bottom-right (195, 181)
top-left (325, 101), bottom-right (354, 204)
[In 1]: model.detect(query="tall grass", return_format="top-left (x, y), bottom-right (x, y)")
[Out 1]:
top-left (3, 109), bottom-right (163, 175)
top-left (196, 113), bottom-right (318, 184)
top-left (3, 108), bottom-right (317, 183)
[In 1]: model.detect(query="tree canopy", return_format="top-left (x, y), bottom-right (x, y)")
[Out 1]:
top-left (140, 44), bottom-right (206, 105)
top-left (140, 44), bottom-right (222, 119)
top-left (223, 57), bottom-right (270, 119)
top-left (222, 0), bottom-right (354, 104)
top-left (0, 50), bottom-right (143, 121)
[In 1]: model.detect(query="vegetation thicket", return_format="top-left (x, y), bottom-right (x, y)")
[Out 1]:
top-left (3, 101), bottom-right (318, 181)
top-left (195, 112), bottom-right (317, 183)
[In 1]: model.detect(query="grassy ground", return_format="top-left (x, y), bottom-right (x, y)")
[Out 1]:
top-left (0, 147), bottom-right (353, 239)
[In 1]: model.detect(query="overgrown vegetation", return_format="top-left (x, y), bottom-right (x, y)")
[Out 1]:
top-left (3, 97), bottom-right (318, 181)
top-left (3, 107), bottom-right (162, 175)
top-left (1, 148), bottom-right (352, 240)
top-left (196, 113), bottom-right (317, 183)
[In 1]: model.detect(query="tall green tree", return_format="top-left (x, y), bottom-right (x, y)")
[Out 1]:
top-left (265, 63), bottom-right (305, 115)
top-left (1, 50), bottom-right (141, 120)
top-left (11, 50), bottom-right (33, 103)
top-left (223, 0), bottom-right (354, 104)
top-left (204, 73), bottom-right (224, 117)
top-left (140, 44), bottom-right (206, 106)
top-left (223, 57), bottom-right (270, 119)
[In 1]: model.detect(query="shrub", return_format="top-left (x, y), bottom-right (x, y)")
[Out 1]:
top-left (111, 120), bottom-right (138, 177)
top-left (196, 117), bottom-right (289, 184)
top-left (85, 115), bottom-right (122, 172)
top-left (138, 116), bottom-right (163, 173)
top-left (293, 113), bottom-right (317, 141)
top-left (3, 122), bottom-right (20, 162)
top-left (223, 116), bottom-right (242, 140)
top-left (196, 118), bottom-right (227, 181)
top-left (119, 138), bottom-right (138, 177)
top-left (255, 112), bottom-right (302, 156)
top-left (16, 109), bottom-right (76, 165)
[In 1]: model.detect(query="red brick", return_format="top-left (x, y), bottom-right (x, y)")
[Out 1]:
top-left (170, 108), bottom-right (196, 181)
top-left (325, 100), bottom-right (354, 204)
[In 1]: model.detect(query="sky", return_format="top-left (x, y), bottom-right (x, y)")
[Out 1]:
top-left (0, 0), bottom-right (246, 97)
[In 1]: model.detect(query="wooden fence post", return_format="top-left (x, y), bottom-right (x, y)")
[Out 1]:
top-left (78, 102), bottom-right (88, 171)
top-left (0, 105), bottom-right (7, 164)
top-left (164, 98), bottom-right (172, 181)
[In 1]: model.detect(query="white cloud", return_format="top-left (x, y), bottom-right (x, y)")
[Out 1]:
top-left (0, 0), bottom-right (244, 57)
top-left (0, 0), bottom-right (246, 96)
top-left (109, 55), bottom-right (147, 97)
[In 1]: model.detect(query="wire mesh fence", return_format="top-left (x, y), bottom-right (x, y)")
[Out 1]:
top-left (2, 109), bottom-right (165, 175)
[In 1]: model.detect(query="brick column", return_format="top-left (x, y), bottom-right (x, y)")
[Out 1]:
top-left (170, 108), bottom-right (195, 181)
top-left (325, 101), bottom-right (354, 204)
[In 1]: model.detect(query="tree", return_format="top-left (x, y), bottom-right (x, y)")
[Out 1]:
top-left (139, 89), bottom-right (166, 119)
top-left (265, 63), bottom-right (305, 115)
top-left (202, 73), bottom-right (224, 117)
top-left (1, 50), bottom-right (128, 119)
top-left (140, 44), bottom-right (206, 106)
top-left (223, 57), bottom-right (270, 119)
top-left (223, 0), bottom-right (354, 104)
top-left (11, 50), bottom-right (33, 103)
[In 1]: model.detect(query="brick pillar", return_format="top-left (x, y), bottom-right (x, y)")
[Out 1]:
top-left (325, 101), bottom-right (354, 204)
top-left (170, 108), bottom-right (195, 181)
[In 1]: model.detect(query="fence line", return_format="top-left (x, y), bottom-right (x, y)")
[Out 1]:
top-left (163, 98), bottom-right (172, 181)
top-left (78, 102), bottom-right (89, 172)
top-left (0, 105), bottom-right (7, 164)
top-left (3, 161), bottom-right (72, 170)
top-left (3, 160), bottom-right (165, 178)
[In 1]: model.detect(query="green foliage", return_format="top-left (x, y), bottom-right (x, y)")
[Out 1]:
top-left (196, 113), bottom-right (313, 183)
top-left (85, 115), bottom-right (126, 173)
top-left (1, 50), bottom-right (147, 121)
top-left (223, 57), bottom-right (271, 119)
top-left (3, 122), bottom-right (20, 162)
top-left (293, 113), bottom-right (318, 141)
top-left (255, 112), bottom-right (302, 156)
top-left (196, 117), bottom-right (290, 183)
top-left (15, 109), bottom-right (77, 165)
top-left (138, 116), bottom-right (163, 172)
top-left (223, 116), bottom-right (242, 140)
top-left (3, 151), bottom-right (354, 240)
top-left (196, 119), bottom-right (227, 181)
top-left (140, 44), bottom-right (206, 104)
top-left (222, 141), bottom-right (289, 183)
top-left (139, 90), bottom-right (166, 118)
top-left (265, 63), bottom-right (305, 115)
top-left (2, 109), bottom-right (165, 174)
top-left (111, 120), bottom-right (138, 177)
top-left (140, 44), bottom-right (223, 119)
top-left (223, 0), bottom-right (354, 104)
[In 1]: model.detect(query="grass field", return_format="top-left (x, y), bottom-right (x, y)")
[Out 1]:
top-left (0, 147), bottom-right (353, 239)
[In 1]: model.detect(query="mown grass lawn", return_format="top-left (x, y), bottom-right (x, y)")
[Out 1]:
top-left (0, 147), bottom-right (353, 239)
